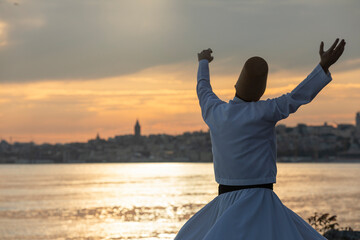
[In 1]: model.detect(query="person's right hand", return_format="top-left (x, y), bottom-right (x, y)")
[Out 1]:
top-left (198, 48), bottom-right (214, 63)
top-left (319, 38), bottom-right (346, 73)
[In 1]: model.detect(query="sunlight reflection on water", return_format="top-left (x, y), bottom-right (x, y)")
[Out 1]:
top-left (0, 163), bottom-right (359, 239)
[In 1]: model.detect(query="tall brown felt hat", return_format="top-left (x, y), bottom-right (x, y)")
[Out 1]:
top-left (235, 56), bottom-right (268, 102)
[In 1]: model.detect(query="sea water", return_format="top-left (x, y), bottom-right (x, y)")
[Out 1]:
top-left (0, 163), bottom-right (359, 239)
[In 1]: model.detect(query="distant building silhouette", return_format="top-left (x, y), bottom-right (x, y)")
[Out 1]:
top-left (356, 112), bottom-right (360, 131)
top-left (134, 120), bottom-right (141, 137)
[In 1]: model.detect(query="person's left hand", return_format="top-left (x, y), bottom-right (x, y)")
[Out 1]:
top-left (198, 48), bottom-right (214, 62)
top-left (319, 38), bottom-right (346, 73)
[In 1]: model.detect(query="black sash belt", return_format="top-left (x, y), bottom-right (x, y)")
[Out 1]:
top-left (218, 183), bottom-right (273, 195)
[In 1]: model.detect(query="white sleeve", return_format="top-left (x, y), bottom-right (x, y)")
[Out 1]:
top-left (264, 64), bottom-right (332, 122)
top-left (196, 59), bottom-right (224, 123)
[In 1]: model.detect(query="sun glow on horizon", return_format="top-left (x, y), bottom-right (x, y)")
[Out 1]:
top-left (0, 61), bottom-right (359, 144)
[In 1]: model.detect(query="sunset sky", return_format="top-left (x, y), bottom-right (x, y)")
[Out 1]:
top-left (0, 0), bottom-right (359, 144)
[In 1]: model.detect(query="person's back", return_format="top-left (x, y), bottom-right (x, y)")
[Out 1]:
top-left (209, 99), bottom-right (278, 185)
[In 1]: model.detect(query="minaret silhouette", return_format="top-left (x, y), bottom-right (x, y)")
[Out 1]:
top-left (134, 119), bottom-right (141, 137)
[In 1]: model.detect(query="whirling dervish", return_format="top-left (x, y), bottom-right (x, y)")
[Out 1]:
top-left (175, 38), bottom-right (346, 240)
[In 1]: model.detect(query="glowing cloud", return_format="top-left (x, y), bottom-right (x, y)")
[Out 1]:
top-left (0, 21), bottom-right (8, 47)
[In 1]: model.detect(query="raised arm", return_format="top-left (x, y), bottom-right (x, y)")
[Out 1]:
top-left (265, 39), bottom-right (346, 122)
top-left (196, 49), bottom-right (224, 122)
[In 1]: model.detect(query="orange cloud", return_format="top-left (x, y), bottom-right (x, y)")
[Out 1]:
top-left (0, 62), bottom-right (359, 144)
top-left (0, 21), bottom-right (8, 47)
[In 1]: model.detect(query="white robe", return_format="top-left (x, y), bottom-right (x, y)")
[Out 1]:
top-left (175, 60), bottom-right (331, 240)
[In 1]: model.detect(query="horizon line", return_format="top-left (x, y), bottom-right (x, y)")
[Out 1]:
top-left (2, 120), bottom-right (359, 146)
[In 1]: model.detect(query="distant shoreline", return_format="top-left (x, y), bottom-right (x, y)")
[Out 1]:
top-left (1, 158), bottom-right (360, 164)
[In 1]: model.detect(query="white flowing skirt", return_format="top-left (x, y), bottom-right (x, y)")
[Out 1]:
top-left (175, 188), bottom-right (326, 240)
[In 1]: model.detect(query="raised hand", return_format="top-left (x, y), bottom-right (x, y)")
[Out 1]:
top-left (319, 38), bottom-right (346, 73)
top-left (198, 48), bottom-right (214, 63)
